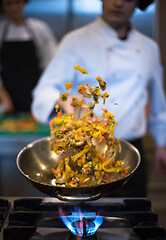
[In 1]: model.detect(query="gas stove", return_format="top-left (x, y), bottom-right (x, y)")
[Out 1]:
top-left (0, 197), bottom-right (165, 240)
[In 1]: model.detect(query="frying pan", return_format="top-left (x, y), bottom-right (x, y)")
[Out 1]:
top-left (16, 136), bottom-right (140, 201)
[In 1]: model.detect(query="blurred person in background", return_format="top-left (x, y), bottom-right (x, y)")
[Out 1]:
top-left (0, 0), bottom-right (57, 113)
top-left (32, 0), bottom-right (166, 197)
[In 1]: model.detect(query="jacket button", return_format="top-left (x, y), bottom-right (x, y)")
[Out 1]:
top-left (136, 48), bottom-right (141, 53)
top-left (108, 47), bottom-right (113, 51)
top-left (137, 74), bottom-right (142, 79)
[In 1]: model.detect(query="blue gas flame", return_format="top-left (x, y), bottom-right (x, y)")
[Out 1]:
top-left (60, 211), bottom-right (103, 237)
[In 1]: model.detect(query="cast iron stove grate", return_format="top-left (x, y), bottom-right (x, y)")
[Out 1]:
top-left (0, 199), bottom-right (10, 233)
top-left (0, 198), bottom-right (166, 240)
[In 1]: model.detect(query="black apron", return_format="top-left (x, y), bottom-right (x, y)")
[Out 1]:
top-left (0, 22), bottom-right (41, 112)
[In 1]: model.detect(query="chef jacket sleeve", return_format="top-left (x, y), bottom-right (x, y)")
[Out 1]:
top-left (148, 45), bottom-right (166, 147)
top-left (31, 33), bottom-right (78, 124)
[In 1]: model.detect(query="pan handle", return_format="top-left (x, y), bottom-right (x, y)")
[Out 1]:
top-left (56, 192), bottom-right (101, 201)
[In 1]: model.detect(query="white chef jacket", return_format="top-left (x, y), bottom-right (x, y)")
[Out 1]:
top-left (32, 17), bottom-right (166, 147)
top-left (0, 18), bottom-right (57, 85)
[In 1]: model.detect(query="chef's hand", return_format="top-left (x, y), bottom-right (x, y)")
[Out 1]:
top-left (0, 86), bottom-right (15, 113)
top-left (155, 147), bottom-right (166, 174)
top-left (56, 94), bottom-right (85, 115)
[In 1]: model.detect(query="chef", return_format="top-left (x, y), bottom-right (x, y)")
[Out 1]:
top-left (32, 0), bottom-right (166, 197)
top-left (0, 0), bottom-right (57, 112)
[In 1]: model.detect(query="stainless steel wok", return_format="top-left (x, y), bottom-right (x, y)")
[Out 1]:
top-left (16, 136), bottom-right (140, 201)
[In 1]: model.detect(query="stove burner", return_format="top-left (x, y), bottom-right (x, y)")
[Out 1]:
top-left (0, 198), bottom-right (166, 240)
top-left (60, 212), bottom-right (103, 237)
top-left (68, 232), bottom-right (100, 240)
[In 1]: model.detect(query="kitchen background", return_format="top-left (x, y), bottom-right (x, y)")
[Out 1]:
top-left (0, 0), bottom-right (166, 229)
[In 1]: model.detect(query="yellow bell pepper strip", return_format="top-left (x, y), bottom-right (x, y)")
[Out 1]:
top-left (65, 163), bottom-right (72, 173)
top-left (95, 125), bottom-right (108, 133)
top-left (67, 180), bottom-right (78, 187)
top-left (94, 171), bottom-right (101, 179)
top-left (56, 150), bottom-right (61, 155)
top-left (65, 82), bottom-right (73, 90)
top-left (74, 64), bottom-right (88, 74)
top-left (103, 166), bottom-right (130, 173)
top-left (102, 159), bottom-right (130, 173)
top-left (65, 158), bottom-right (72, 173)
top-left (71, 145), bottom-right (91, 161)
top-left (102, 111), bottom-right (114, 120)
top-left (102, 92), bottom-right (109, 104)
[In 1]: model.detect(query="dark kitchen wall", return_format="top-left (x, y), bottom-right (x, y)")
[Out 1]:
top-left (0, 0), bottom-right (156, 41)
top-left (21, 0), bottom-right (156, 41)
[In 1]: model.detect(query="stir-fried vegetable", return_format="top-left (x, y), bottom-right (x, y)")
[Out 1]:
top-left (74, 64), bottom-right (88, 74)
top-left (50, 65), bottom-right (130, 187)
